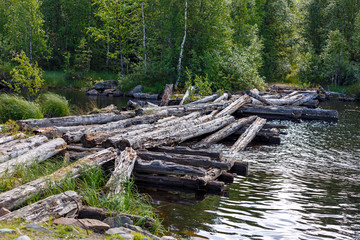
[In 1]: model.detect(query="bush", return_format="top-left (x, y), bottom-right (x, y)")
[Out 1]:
top-left (0, 94), bottom-right (43, 123)
top-left (38, 92), bottom-right (70, 118)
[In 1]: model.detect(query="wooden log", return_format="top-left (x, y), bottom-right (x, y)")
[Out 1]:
top-left (133, 172), bottom-right (203, 189)
top-left (301, 99), bottom-right (319, 108)
top-left (146, 101), bottom-right (159, 108)
top-left (205, 181), bottom-right (224, 193)
top-left (179, 86), bottom-right (194, 105)
top-left (292, 93), bottom-right (318, 106)
top-left (106, 147), bottom-right (137, 194)
top-left (251, 94), bottom-right (304, 105)
top-left (230, 161), bottom-right (248, 176)
top-left (230, 117), bottom-right (266, 153)
top-left (216, 95), bottom-right (250, 117)
top-left (150, 146), bottom-right (222, 159)
top-left (67, 145), bottom-right (104, 152)
top-left (0, 135), bottom-right (49, 163)
top-left (217, 172), bottom-right (234, 183)
top-left (137, 151), bottom-right (230, 169)
top-left (134, 159), bottom-right (206, 176)
top-left (187, 94), bottom-right (219, 105)
top-left (0, 138), bottom-right (67, 177)
top-left (0, 133), bottom-right (26, 145)
top-left (213, 92), bottom-right (229, 103)
top-left (0, 191), bottom-right (81, 223)
top-left (193, 116), bottom-right (257, 148)
top-left (160, 84), bottom-right (173, 106)
top-left (133, 93), bottom-right (159, 100)
top-left (246, 89), bottom-right (274, 105)
top-left (0, 148), bottom-right (117, 210)
top-left (198, 168), bottom-right (223, 185)
top-left (17, 112), bottom-right (134, 129)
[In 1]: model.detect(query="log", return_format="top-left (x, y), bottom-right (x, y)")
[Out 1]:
top-left (146, 101), bottom-right (159, 108)
top-left (150, 146), bottom-right (222, 159)
top-left (0, 135), bottom-right (49, 163)
top-left (133, 93), bottom-right (159, 100)
top-left (205, 181), bottom-right (224, 193)
top-left (0, 133), bottom-right (26, 145)
top-left (134, 159), bottom-right (206, 176)
top-left (0, 138), bottom-right (67, 177)
top-left (0, 191), bottom-right (81, 223)
top-left (179, 86), bottom-right (194, 105)
top-left (17, 112), bottom-right (134, 129)
top-left (213, 92), bottom-right (229, 103)
top-left (230, 117), bottom-right (266, 153)
top-left (160, 84), bottom-right (173, 106)
top-left (217, 172), bottom-right (234, 183)
top-left (193, 116), bottom-right (257, 148)
top-left (292, 93), bottom-right (318, 106)
top-left (67, 145), bottom-right (104, 152)
top-left (216, 95), bottom-right (250, 117)
top-left (137, 151), bottom-right (230, 169)
top-left (251, 94), bottom-right (303, 105)
top-left (0, 148), bottom-right (117, 210)
top-left (230, 161), bottom-right (248, 176)
top-left (133, 173), bottom-right (203, 190)
top-left (246, 89), bottom-right (274, 105)
top-left (187, 94), bottom-right (219, 105)
top-left (106, 147), bottom-right (137, 194)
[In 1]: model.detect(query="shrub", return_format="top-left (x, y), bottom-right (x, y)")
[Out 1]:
top-left (38, 92), bottom-right (70, 118)
top-left (0, 94), bottom-right (43, 123)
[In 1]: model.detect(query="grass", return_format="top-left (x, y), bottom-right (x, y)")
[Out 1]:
top-left (38, 92), bottom-right (70, 117)
top-left (329, 83), bottom-right (360, 97)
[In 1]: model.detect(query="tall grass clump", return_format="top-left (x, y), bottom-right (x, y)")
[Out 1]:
top-left (38, 92), bottom-right (70, 117)
top-left (0, 94), bottom-right (43, 123)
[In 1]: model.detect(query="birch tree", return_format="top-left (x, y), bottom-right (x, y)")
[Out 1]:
top-left (175, 0), bottom-right (187, 88)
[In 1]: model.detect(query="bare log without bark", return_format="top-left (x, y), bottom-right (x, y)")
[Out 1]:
top-left (193, 116), bottom-right (257, 148)
top-left (292, 93), bottom-right (318, 106)
top-left (216, 95), bottom-right (250, 117)
top-left (0, 191), bottom-right (81, 222)
top-left (187, 94), bottom-right (219, 105)
top-left (230, 117), bottom-right (266, 152)
top-left (106, 147), bottom-right (137, 194)
top-left (133, 93), bottom-right (159, 100)
top-left (0, 138), bottom-right (67, 177)
top-left (160, 84), bottom-right (173, 106)
top-left (0, 148), bottom-right (117, 210)
top-left (246, 89), bottom-right (274, 105)
top-left (0, 133), bottom-right (26, 145)
top-left (150, 146), bottom-right (222, 159)
top-left (213, 93), bottom-right (229, 103)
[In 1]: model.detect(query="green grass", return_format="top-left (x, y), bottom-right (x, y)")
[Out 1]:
top-left (329, 83), bottom-right (360, 97)
top-left (38, 92), bottom-right (70, 117)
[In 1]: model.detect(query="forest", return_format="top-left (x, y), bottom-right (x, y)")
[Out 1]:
top-left (0, 0), bottom-right (360, 94)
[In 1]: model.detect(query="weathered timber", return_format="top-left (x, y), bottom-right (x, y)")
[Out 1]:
top-left (134, 159), bottom-right (206, 176)
top-left (17, 112), bottom-right (134, 129)
top-left (133, 173), bottom-right (203, 190)
top-left (0, 135), bottom-right (48, 163)
top-left (0, 133), bottom-right (26, 145)
top-left (0, 148), bottom-right (117, 210)
top-left (217, 172), bottom-right (234, 183)
top-left (206, 181), bottom-right (225, 193)
top-left (187, 94), bottom-right (219, 105)
top-left (150, 146), bottom-right (222, 159)
top-left (216, 95), bottom-right (250, 117)
top-left (251, 94), bottom-right (303, 105)
top-left (160, 84), bottom-right (173, 106)
top-left (213, 93), bottom-right (229, 103)
top-left (246, 89), bottom-right (274, 105)
top-left (198, 168), bottom-right (223, 185)
top-left (292, 93), bottom-right (318, 106)
top-left (193, 116), bottom-right (257, 148)
top-left (67, 145), bottom-right (104, 152)
top-left (301, 99), bottom-right (319, 108)
top-left (137, 151), bottom-right (230, 169)
top-left (179, 86), bottom-right (194, 105)
top-left (230, 161), bottom-right (249, 176)
top-left (0, 191), bottom-right (81, 223)
top-left (0, 138), bottom-right (67, 177)
top-left (106, 147), bottom-right (137, 194)
top-left (230, 117), bottom-right (266, 153)
top-left (133, 92), bottom-right (159, 100)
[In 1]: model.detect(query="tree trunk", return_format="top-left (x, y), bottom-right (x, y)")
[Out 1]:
top-left (213, 93), bottom-right (229, 103)
top-left (216, 95), bottom-right (250, 117)
top-left (187, 94), bottom-right (219, 105)
top-left (150, 146), bottom-right (222, 160)
top-left (0, 133), bottom-right (26, 145)
top-left (292, 93), bottom-right (318, 106)
top-left (0, 191), bottom-right (81, 223)
top-left (175, 0), bottom-right (188, 88)
top-left (160, 84), bottom-right (173, 106)
top-left (119, 37), bottom-right (124, 77)
top-left (246, 89), bottom-right (274, 105)
top-left (141, 0), bottom-right (147, 73)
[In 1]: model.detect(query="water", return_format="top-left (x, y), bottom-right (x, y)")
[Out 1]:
top-left (153, 101), bottom-right (360, 240)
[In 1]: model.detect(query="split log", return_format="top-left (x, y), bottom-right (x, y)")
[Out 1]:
top-left (0, 135), bottom-right (48, 163)
top-left (179, 86), bottom-right (194, 105)
top-left (160, 84), bottom-right (173, 106)
top-left (246, 89), bottom-right (274, 105)
top-left (187, 94), bottom-right (219, 105)
top-left (0, 191), bottom-right (81, 223)
top-left (0, 148), bottom-right (117, 210)
top-left (133, 93), bottom-right (159, 100)
top-left (134, 159), bottom-right (206, 176)
top-left (213, 92), bottom-right (229, 103)
top-left (0, 133), bottom-right (26, 145)
top-left (150, 146), bottom-right (222, 159)
top-left (137, 151), bottom-right (230, 169)
top-left (216, 95), bottom-right (250, 117)
top-left (193, 116), bottom-right (257, 148)
top-left (17, 112), bottom-right (134, 129)
top-left (0, 138), bottom-right (67, 177)
top-left (292, 93), bottom-right (318, 106)
top-left (106, 147), bottom-right (137, 194)
top-left (230, 117), bottom-right (266, 153)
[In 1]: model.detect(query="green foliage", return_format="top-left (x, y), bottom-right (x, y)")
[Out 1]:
top-left (74, 38), bottom-right (92, 74)
top-left (185, 69), bottom-right (212, 96)
top-left (38, 92), bottom-right (70, 118)
top-left (0, 94), bottom-right (43, 123)
top-left (6, 51), bottom-right (44, 99)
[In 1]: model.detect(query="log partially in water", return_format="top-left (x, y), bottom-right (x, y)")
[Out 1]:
top-left (133, 173), bottom-right (203, 190)
top-left (0, 138), bottom-right (67, 177)
top-left (0, 191), bottom-right (81, 223)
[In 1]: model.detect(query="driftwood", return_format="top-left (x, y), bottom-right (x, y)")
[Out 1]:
top-left (0, 135), bottom-right (48, 163)
top-left (246, 89), bottom-right (274, 105)
top-left (67, 145), bottom-right (104, 152)
top-left (230, 117), bottom-right (266, 152)
top-left (292, 93), bottom-right (318, 106)
top-left (213, 93), bottom-right (229, 103)
top-left (106, 147), bottom-right (137, 194)
top-left (179, 86), bottom-right (194, 105)
top-left (133, 173), bottom-right (203, 190)
top-left (187, 94), bottom-right (219, 105)
top-left (160, 84), bottom-right (173, 106)
top-left (0, 138), bottom-right (67, 177)
top-left (193, 116), bottom-right (257, 148)
top-left (0, 133), bottom-right (26, 145)
top-left (0, 191), bottom-right (81, 223)
top-left (150, 146), bottom-right (222, 159)
top-left (0, 148), bottom-right (117, 210)
top-left (133, 93), bottom-right (159, 100)
top-left (216, 95), bottom-right (250, 117)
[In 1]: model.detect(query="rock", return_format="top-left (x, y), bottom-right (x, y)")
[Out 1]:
top-left (92, 80), bottom-right (119, 91)
top-left (54, 217), bottom-right (110, 232)
top-left (160, 236), bottom-right (177, 240)
top-left (127, 85), bottom-right (143, 97)
top-left (102, 89), bottom-right (116, 96)
top-left (14, 236), bottom-right (31, 240)
top-left (113, 91), bottom-right (124, 97)
top-left (105, 227), bottom-right (133, 235)
top-left (25, 223), bottom-right (52, 233)
top-left (0, 228), bottom-right (15, 234)
top-left (86, 89), bottom-right (99, 96)
top-left (103, 215), bottom-right (133, 228)
top-left (0, 207), bottom-right (11, 217)
top-left (78, 206), bottom-right (110, 220)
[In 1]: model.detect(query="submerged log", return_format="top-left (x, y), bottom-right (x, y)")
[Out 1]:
top-left (216, 95), bottom-right (250, 117)
top-left (0, 138), bottom-right (67, 177)
top-left (0, 191), bottom-right (81, 223)
top-left (0, 148), bottom-right (117, 210)
top-left (0, 135), bottom-right (48, 163)
top-left (187, 94), bottom-right (219, 105)
top-left (160, 84), bottom-right (173, 106)
top-left (193, 116), bottom-right (257, 148)
top-left (230, 117), bottom-right (266, 152)
top-left (150, 146), bottom-right (222, 159)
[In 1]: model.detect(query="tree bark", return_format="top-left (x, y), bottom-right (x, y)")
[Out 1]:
top-left (160, 84), bottom-right (173, 106)
top-left (175, 0), bottom-right (187, 87)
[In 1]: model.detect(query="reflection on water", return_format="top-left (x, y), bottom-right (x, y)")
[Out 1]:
top-left (155, 101), bottom-right (360, 240)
